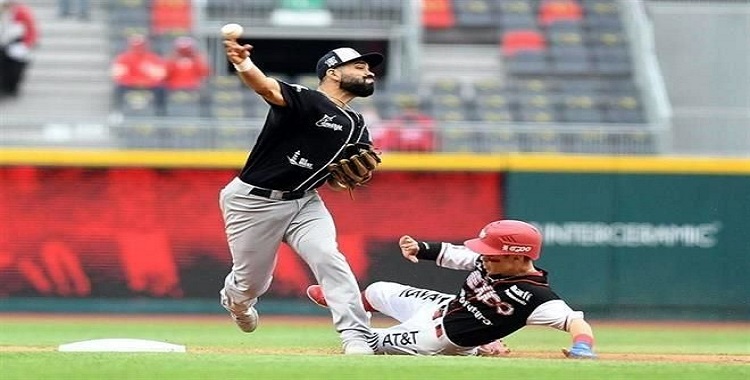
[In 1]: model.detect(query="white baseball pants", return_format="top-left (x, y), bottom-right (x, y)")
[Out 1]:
top-left (365, 281), bottom-right (478, 356)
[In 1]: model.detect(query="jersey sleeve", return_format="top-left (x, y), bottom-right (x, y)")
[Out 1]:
top-left (275, 81), bottom-right (314, 113)
top-left (526, 300), bottom-right (585, 331)
top-left (358, 125), bottom-right (373, 145)
top-left (435, 243), bottom-right (480, 271)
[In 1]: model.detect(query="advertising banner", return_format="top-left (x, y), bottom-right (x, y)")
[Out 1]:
top-left (505, 172), bottom-right (750, 315)
top-left (0, 167), bottom-right (502, 299)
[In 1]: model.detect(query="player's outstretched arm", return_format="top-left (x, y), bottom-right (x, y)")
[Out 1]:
top-left (223, 39), bottom-right (284, 106)
top-left (562, 318), bottom-right (597, 359)
top-left (399, 235), bottom-right (419, 263)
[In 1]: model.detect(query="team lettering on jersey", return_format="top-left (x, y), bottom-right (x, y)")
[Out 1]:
top-left (456, 291), bottom-right (494, 325)
top-left (504, 285), bottom-right (532, 305)
top-left (287, 151), bottom-right (314, 169)
top-left (315, 114), bottom-right (344, 131)
top-left (465, 271), bottom-right (515, 316)
top-left (398, 288), bottom-right (454, 305)
top-left (290, 84), bottom-right (306, 92)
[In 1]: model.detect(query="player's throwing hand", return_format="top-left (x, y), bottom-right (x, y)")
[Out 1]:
top-left (223, 40), bottom-right (252, 65)
top-left (399, 235), bottom-right (419, 263)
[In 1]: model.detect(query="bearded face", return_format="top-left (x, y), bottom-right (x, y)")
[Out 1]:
top-left (338, 71), bottom-right (375, 97)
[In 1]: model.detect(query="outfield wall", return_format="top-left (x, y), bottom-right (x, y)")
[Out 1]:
top-left (0, 150), bottom-right (748, 319)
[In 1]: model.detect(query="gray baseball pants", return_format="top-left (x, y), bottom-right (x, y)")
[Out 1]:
top-left (219, 177), bottom-right (371, 344)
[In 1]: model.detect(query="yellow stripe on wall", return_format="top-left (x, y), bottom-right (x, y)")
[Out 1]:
top-left (0, 149), bottom-right (245, 169)
top-left (1, 149), bottom-right (749, 175)
top-left (383, 153), bottom-right (750, 175)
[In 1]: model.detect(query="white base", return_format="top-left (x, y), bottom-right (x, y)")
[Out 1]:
top-left (58, 338), bottom-right (186, 353)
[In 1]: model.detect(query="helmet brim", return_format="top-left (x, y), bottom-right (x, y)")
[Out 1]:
top-left (464, 238), bottom-right (508, 256)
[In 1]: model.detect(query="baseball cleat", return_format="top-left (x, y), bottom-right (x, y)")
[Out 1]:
top-left (306, 285), bottom-right (328, 308)
top-left (220, 290), bottom-right (259, 333)
top-left (343, 340), bottom-right (374, 355)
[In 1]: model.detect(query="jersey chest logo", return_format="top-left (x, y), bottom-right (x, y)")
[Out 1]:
top-left (504, 285), bottom-right (532, 305)
top-left (465, 272), bottom-right (515, 316)
top-left (315, 114), bottom-right (344, 131)
top-left (287, 150), bottom-right (314, 169)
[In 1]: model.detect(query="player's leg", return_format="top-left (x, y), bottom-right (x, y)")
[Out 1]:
top-left (218, 178), bottom-right (296, 330)
top-left (0, 52), bottom-right (11, 95)
top-left (369, 302), bottom-right (466, 356)
top-left (6, 59), bottom-right (26, 96)
top-left (306, 284), bottom-right (376, 312)
top-left (364, 282), bottom-right (454, 323)
top-left (286, 194), bottom-right (372, 353)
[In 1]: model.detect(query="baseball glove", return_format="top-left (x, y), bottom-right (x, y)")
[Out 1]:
top-left (327, 143), bottom-right (381, 192)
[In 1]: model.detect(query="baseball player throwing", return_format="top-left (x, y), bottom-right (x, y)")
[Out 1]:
top-left (307, 220), bottom-right (597, 358)
top-left (218, 28), bottom-right (384, 354)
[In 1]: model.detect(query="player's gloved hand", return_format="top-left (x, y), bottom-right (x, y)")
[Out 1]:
top-left (562, 341), bottom-right (597, 359)
top-left (477, 339), bottom-right (511, 357)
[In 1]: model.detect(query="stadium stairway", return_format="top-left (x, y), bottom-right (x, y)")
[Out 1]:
top-left (419, 43), bottom-right (505, 83)
top-left (1, 0), bottom-right (111, 124)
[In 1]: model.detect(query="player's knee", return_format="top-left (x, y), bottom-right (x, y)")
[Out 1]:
top-left (364, 281), bottom-right (388, 293)
top-left (363, 281), bottom-right (397, 303)
top-left (306, 247), bottom-right (348, 269)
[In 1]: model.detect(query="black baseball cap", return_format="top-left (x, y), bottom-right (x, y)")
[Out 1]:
top-left (316, 47), bottom-right (384, 79)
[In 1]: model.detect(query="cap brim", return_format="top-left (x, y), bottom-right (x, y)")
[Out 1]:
top-left (339, 52), bottom-right (384, 69)
top-left (464, 238), bottom-right (507, 255)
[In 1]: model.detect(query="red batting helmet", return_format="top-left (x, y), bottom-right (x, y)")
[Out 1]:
top-left (464, 220), bottom-right (542, 260)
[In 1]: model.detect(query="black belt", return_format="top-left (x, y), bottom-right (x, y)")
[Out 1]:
top-left (248, 186), bottom-right (308, 201)
top-left (433, 304), bottom-right (448, 338)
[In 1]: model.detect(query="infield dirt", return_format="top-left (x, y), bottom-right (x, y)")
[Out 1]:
top-left (1, 314), bottom-right (747, 365)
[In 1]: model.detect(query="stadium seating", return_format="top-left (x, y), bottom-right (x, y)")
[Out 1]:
top-left (164, 90), bottom-right (202, 118)
top-left (560, 93), bottom-right (604, 123)
top-left (441, 126), bottom-right (476, 152)
top-left (115, 121), bottom-right (163, 148)
top-left (422, 0), bottom-right (456, 29)
top-left (162, 122), bottom-right (213, 149)
top-left (497, 0), bottom-right (536, 30)
top-left (480, 128), bottom-right (518, 152)
top-left (119, 89), bottom-right (159, 117)
top-left (151, 0), bottom-right (193, 36)
top-left (501, 29), bottom-right (547, 56)
top-left (101, 0), bottom-right (650, 153)
top-left (454, 0), bottom-right (495, 28)
top-left (214, 124), bottom-right (260, 150)
top-left (538, 0), bottom-right (583, 27)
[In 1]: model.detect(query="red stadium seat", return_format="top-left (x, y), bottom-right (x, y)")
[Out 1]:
top-left (501, 29), bottom-right (547, 56)
top-left (151, 0), bottom-right (193, 35)
top-left (538, 0), bottom-right (583, 26)
top-left (422, 0), bottom-right (456, 29)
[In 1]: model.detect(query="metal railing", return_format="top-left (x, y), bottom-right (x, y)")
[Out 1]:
top-left (618, 0), bottom-right (673, 152)
top-left (193, 0), bottom-right (407, 31)
top-left (0, 115), bottom-right (659, 155)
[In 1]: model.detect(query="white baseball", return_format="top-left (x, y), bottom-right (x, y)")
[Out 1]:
top-left (221, 23), bottom-right (243, 39)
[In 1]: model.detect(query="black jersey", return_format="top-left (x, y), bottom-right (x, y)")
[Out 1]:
top-left (239, 81), bottom-right (372, 191)
top-left (419, 242), bottom-right (583, 348)
top-left (442, 262), bottom-right (559, 346)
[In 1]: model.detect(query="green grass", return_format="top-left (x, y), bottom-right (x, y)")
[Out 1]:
top-left (0, 316), bottom-right (748, 380)
top-left (504, 323), bottom-right (750, 354)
